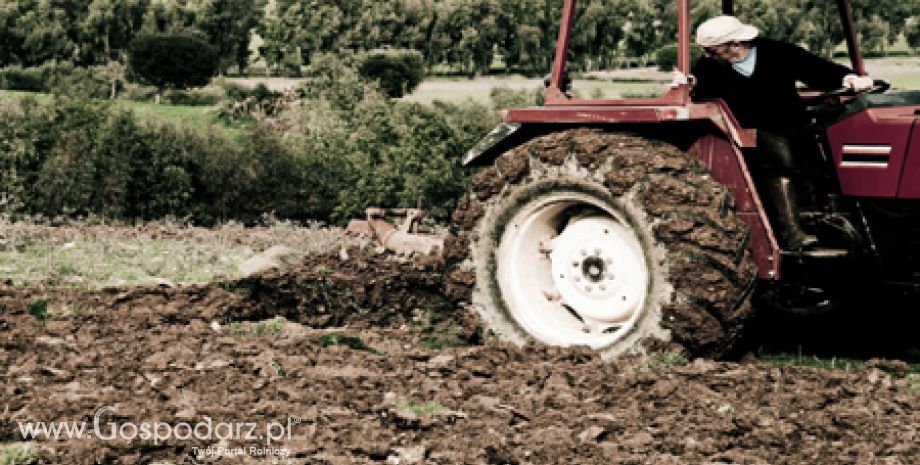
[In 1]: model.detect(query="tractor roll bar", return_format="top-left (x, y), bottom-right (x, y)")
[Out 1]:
top-left (545, 0), bottom-right (867, 102)
top-left (837, 0), bottom-right (867, 76)
top-left (547, 0), bottom-right (691, 102)
top-left (547, 0), bottom-right (577, 100)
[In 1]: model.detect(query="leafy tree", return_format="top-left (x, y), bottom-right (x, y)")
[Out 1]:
top-left (358, 49), bottom-right (425, 98)
top-left (81, 0), bottom-right (148, 62)
top-left (11, 2), bottom-right (78, 66)
top-left (198, 0), bottom-right (265, 74)
top-left (258, 0), bottom-right (304, 75)
top-left (127, 33), bottom-right (218, 94)
top-left (140, 0), bottom-right (199, 33)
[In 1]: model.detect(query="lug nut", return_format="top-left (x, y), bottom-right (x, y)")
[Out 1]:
top-left (581, 249), bottom-right (588, 256)
top-left (585, 286), bottom-right (593, 293)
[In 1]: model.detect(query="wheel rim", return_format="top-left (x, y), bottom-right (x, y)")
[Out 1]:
top-left (496, 192), bottom-right (650, 348)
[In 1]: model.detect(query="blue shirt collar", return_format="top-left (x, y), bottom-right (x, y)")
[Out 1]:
top-left (732, 46), bottom-right (757, 77)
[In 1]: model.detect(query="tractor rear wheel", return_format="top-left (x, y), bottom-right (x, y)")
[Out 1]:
top-left (451, 128), bottom-right (757, 358)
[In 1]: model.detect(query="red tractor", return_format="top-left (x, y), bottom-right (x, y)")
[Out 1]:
top-left (451, 0), bottom-right (920, 358)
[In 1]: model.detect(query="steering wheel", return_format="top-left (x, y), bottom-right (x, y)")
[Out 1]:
top-left (815, 78), bottom-right (891, 100)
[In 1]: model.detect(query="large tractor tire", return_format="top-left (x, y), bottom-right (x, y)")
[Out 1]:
top-left (451, 128), bottom-right (758, 358)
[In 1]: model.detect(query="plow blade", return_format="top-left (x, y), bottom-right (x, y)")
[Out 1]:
top-left (346, 208), bottom-right (445, 257)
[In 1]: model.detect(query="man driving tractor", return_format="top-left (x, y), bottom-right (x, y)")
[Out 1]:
top-left (689, 15), bottom-right (875, 250)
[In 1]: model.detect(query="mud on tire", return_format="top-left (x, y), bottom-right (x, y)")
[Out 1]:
top-left (451, 128), bottom-right (758, 358)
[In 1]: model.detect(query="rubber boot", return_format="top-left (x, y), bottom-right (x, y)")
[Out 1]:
top-left (764, 177), bottom-right (818, 250)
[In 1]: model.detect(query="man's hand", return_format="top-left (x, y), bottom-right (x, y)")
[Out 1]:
top-left (843, 74), bottom-right (874, 93)
top-left (671, 71), bottom-right (697, 88)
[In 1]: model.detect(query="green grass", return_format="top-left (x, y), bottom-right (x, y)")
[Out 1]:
top-left (395, 399), bottom-right (444, 416)
top-left (909, 375), bottom-right (920, 395)
top-left (319, 333), bottom-right (385, 355)
top-left (0, 90), bottom-right (244, 140)
top-left (229, 317), bottom-right (286, 337)
top-left (759, 353), bottom-right (866, 372)
top-left (636, 351), bottom-right (689, 373)
top-left (0, 444), bottom-right (37, 465)
top-left (26, 298), bottom-right (52, 323)
top-left (0, 89), bottom-right (52, 104)
top-left (114, 99), bottom-right (212, 127)
top-left (0, 238), bottom-right (249, 288)
top-left (760, 353), bottom-right (920, 395)
top-left (271, 357), bottom-right (287, 379)
top-left (0, 219), bottom-right (352, 290)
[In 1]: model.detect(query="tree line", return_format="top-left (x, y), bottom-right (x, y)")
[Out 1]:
top-left (1, 0), bottom-right (918, 78)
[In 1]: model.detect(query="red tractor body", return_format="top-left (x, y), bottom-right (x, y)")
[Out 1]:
top-left (465, 0), bottom-right (920, 284)
top-left (454, 0), bottom-right (919, 357)
top-left (828, 104), bottom-right (920, 198)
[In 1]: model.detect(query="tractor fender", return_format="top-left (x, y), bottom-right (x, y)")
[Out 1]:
top-left (460, 121), bottom-right (781, 280)
top-left (463, 122), bottom-right (523, 166)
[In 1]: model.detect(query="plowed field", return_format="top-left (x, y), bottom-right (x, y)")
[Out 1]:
top-left (2, 247), bottom-right (920, 464)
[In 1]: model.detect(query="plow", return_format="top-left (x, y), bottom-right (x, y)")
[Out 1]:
top-left (346, 208), bottom-right (446, 257)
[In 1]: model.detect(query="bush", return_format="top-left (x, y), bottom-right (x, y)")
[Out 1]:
top-left (47, 65), bottom-right (111, 99)
top-left (0, 65), bottom-right (45, 92)
top-left (0, 63), bottom-right (116, 98)
top-left (327, 100), bottom-right (471, 223)
top-left (128, 33), bottom-right (218, 89)
top-left (655, 44), bottom-right (704, 72)
top-left (215, 79), bottom-right (280, 103)
top-left (431, 99), bottom-right (501, 148)
top-left (121, 83), bottom-right (159, 102)
top-left (0, 79), bottom-right (494, 226)
top-left (162, 87), bottom-right (223, 106)
top-left (298, 53), bottom-right (378, 112)
top-left (489, 86), bottom-right (543, 110)
top-left (358, 49), bottom-right (426, 98)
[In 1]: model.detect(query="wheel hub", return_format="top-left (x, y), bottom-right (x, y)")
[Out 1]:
top-left (495, 193), bottom-right (650, 348)
top-left (549, 215), bottom-right (646, 324)
top-left (581, 256), bottom-right (606, 282)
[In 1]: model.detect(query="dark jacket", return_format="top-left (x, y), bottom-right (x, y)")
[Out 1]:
top-left (691, 38), bottom-right (853, 135)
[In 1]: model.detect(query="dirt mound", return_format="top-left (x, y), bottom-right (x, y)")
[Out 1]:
top-left (1, 251), bottom-right (919, 464)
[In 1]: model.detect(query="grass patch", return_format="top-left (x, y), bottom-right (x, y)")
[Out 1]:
top-left (908, 375), bottom-right (920, 395)
top-left (0, 237), bottom-right (249, 288)
top-left (637, 351), bottom-right (689, 373)
top-left (759, 353), bottom-right (866, 372)
top-left (26, 299), bottom-right (52, 323)
top-left (0, 89), bottom-right (243, 140)
top-left (0, 444), bottom-right (37, 465)
top-left (229, 317), bottom-right (286, 337)
top-left (319, 333), bottom-right (385, 356)
top-left (760, 352), bottom-right (920, 395)
top-left (0, 219), bottom-right (353, 290)
top-left (271, 357), bottom-right (287, 379)
top-left (410, 307), bottom-right (473, 350)
top-left (420, 339), bottom-right (449, 350)
top-left (395, 399), bottom-right (444, 416)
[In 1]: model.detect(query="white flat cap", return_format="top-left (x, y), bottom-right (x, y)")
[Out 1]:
top-left (696, 15), bottom-right (759, 47)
